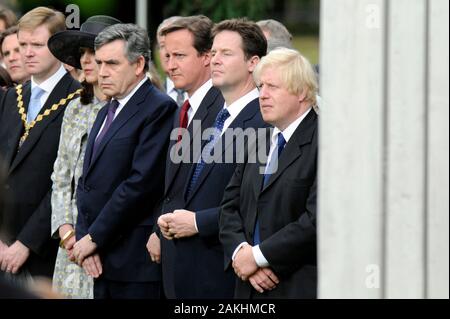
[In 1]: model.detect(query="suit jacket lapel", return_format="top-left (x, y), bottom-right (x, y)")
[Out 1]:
top-left (260, 110), bottom-right (317, 193)
top-left (166, 87), bottom-right (223, 194)
top-left (87, 80), bottom-right (152, 172)
top-left (252, 127), bottom-right (272, 200)
top-left (184, 97), bottom-right (259, 204)
top-left (9, 74), bottom-right (78, 173)
top-left (83, 105), bottom-right (107, 176)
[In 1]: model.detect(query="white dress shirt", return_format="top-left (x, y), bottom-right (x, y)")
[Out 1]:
top-left (186, 79), bottom-right (213, 126)
top-left (166, 77), bottom-right (188, 105)
top-left (30, 64), bottom-right (67, 113)
top-left (219, 88), bottom-right (259, 136)
top-left (232, 107), bottom-right (313, 267)
top-left (96, 76), bottom-right (148, 140)
top-left (193, 87), bottom-right (259, 233)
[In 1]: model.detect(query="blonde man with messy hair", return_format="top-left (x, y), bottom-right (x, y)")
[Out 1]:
top-left (220, 46), bottom-right (319, 298)
top-left (253, 47), bottom-right (318, 109)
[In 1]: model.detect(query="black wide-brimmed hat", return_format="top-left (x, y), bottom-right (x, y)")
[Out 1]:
top-left (48, 15), bottom-right (121, 70)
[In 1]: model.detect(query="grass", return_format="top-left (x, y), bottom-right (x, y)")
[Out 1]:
top-left (292, 35), bottom-right (320, 65)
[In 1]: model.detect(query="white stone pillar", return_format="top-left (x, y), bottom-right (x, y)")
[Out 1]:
top-left (319, 0), bottom-right (448, 299)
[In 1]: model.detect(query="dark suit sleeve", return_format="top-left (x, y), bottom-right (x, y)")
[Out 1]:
top-left (259, 175), bottom-right (317, 276)
top-left (88, 100), bottom-right (176, 249)
top-left (75, 187), bottom-right (89, 240)
top-left (0, 88), bottom-right (5, 118)
top-left (195, 207), bottom-right (220, 238)
top-left (151, 199), bottom-right (163, 238)
top-left (219, 163), bottom-right (249, 262)
top-left (16, 190), bottom-right (53, 256)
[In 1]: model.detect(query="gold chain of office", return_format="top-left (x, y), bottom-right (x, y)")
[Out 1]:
top-left (15, 84), bottom-right (82, 147)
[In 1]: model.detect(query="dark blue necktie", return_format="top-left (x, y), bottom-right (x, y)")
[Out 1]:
top-left (186, 107), bottom-right (230, 198)
top-left (92, 99), bottom-right (119, 159)
top-left (253, 132), bottom-right (287, 245)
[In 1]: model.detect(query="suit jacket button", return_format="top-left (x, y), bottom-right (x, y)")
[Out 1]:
top-left (4, 184), bottom-right (10, 190)
top-left (164, 197), bottom-right (171, 203)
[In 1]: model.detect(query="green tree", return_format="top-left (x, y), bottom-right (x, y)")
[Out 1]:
top-left (165, 0), bottom-right (274, 22)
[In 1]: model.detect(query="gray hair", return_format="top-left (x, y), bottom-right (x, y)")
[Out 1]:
top-left (257, 19), bottom-right (293, 52)
top-left (95, 23), bottom-right (151, 72)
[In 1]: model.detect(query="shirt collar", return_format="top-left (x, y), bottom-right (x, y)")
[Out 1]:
top-left (116, 76), bottom-right (148, 107)
top-left (272, 107), bottom-right (312, 144)
top-left (166, 77), bottom-right (175, 93)
top-left (188, 79), bottom-right (213, 115)
top-left (31, 64), bottom-right (66, 94)
top-left (224, 88), bottom-right (259, 121)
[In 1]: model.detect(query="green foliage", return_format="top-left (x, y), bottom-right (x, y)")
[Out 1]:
top-left (164, 0), bottom-right (274, 22)
top-left (18, 0), bottom-right (118, 21)
top-left (293, 36), bottom-right (319, 65)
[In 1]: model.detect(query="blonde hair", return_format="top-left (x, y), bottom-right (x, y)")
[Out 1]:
top-left (253, 47), bottom-right (318, 106)
top-left (18, 6), bottom-right (65, 35)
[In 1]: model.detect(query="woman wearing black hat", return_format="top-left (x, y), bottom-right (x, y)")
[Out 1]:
top-left (47, 15), bottom-right (121, 299)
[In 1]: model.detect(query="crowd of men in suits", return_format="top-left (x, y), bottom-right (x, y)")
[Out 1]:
top-left (0, 6), bottom-right (318, 299)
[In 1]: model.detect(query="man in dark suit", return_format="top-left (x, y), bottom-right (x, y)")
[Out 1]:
top-left (146, 15), bottom-right (224, 299)
top-left (0, 7), bottom-right (81, 279)
top-left (219, 48), bottom-right (319, 299)
top-left (157, 19), bottom-right (268, 299)
top-left (72, 23), bottom-right (176, 299)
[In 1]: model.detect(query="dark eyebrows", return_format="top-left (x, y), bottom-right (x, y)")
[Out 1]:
top-left (96, 59), bottom-right (119, 65)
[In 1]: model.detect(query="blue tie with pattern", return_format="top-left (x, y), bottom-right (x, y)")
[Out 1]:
top-left (27, 86), bottom-right (46, 123)
top-left (186, 107), bottom-right (230, 198)
top-left (253, 132), bottom-right (287, 245)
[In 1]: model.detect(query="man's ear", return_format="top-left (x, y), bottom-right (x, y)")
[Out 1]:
top-left (247, 55), bottom-right (260, 73)
top-left (135, 56), bottom-right (146, 76)
top-left (298, 90), bottom-right (307, 103)
top-left (202, 51), bottom-right (211, 67)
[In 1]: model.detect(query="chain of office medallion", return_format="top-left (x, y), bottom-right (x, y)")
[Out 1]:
top-left (15, 84), bottom-right (82, 146)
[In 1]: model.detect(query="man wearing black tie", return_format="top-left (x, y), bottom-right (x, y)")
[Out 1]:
top-left (219, 48), bottom-right (319, 299)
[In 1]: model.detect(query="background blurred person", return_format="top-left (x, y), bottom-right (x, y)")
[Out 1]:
top-left (0, 5), bottom-right (17, 67)
top-left (0, 65), bottom-right (13, 89)
top-left (0, 26), bottom-right (31, 85)
top-left (0, 6), bottom-right (17, 32)
top-left (257, 19), bottom-right (293, 52)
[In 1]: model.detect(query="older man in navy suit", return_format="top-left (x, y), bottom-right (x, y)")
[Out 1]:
top-left (73, 23), bottom-right (176, 299)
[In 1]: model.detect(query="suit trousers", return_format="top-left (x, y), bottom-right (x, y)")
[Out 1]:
top-left (93, 278), bottom-right (161, 299)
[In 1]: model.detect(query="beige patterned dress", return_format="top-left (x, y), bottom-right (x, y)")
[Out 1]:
top-left (50, 96), bottom-right (105, 298)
